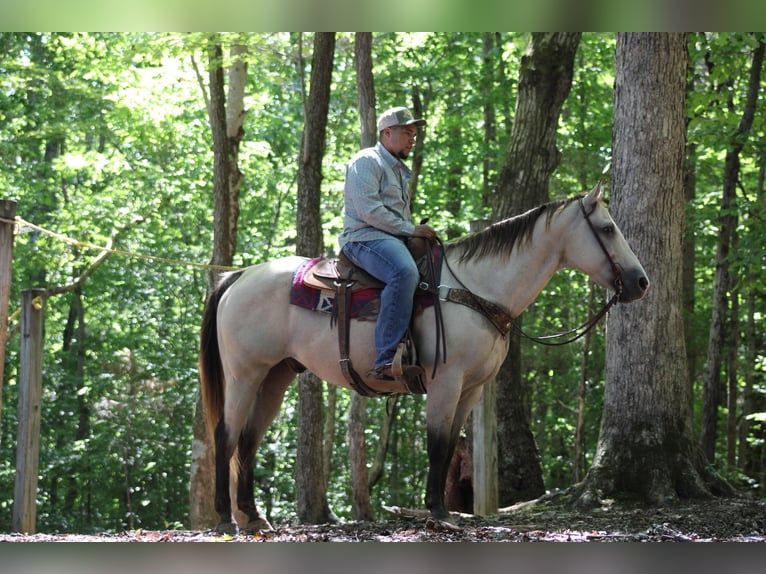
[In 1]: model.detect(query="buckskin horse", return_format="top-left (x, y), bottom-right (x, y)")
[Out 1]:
top-left (198, 182), bottom-right (650, 534)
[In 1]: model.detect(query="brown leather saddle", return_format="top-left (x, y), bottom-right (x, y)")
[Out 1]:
top-left (301, 238), bottom-right (441, 397)
top-left (302, 252), bottom-right (385, 293)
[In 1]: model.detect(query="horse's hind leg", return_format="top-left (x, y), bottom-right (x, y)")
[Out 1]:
top-left (213, 365), bottom-right (273, 534)
top-left (234, 360), bottom-right (295, 533)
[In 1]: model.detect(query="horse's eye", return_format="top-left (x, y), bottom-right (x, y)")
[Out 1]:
top-left (602, 225), bottom-right (614, 234)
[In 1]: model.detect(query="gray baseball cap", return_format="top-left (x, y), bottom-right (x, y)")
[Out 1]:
top-left (377, 106), bottom-right (426, 131)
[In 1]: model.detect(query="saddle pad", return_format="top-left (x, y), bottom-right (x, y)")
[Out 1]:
top-left (290, 257), bottom-right (381, 320)
top-left (289, 252), bottom-right (441, 320)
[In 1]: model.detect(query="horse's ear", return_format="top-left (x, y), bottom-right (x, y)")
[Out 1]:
top-left (584, 180), bottom-right (604, 208)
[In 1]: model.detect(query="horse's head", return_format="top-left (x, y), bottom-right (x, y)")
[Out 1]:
top-left (563, 181), bottom-right (650, 303)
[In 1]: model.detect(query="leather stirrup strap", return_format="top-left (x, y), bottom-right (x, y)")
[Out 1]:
top-left (336, 281), bottom-right (380, 397)
top-left (427, 242), bottom-right (447, 379)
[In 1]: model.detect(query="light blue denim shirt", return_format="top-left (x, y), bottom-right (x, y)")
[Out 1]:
top-left (338, 142), bottom-right (416, 251)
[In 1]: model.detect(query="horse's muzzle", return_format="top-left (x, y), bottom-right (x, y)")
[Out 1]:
top-left (617, 268), bottom-right (650, 303)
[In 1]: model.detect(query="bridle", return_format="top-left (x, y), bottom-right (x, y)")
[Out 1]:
top-left (440, 197), bottom-right (625, 348)
top-left (514, 199), bottom-right (623, 346)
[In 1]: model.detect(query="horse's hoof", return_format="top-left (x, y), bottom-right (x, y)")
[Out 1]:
top-left (214, 521), bottom-right (239, 536)
top-left (425, 516), bottom-right (462, 533)
top-left (242, 516), bottom-right (273, 534)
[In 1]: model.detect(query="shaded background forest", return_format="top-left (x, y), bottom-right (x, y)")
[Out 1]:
top-left (1, 32), bottom-right (764, 533)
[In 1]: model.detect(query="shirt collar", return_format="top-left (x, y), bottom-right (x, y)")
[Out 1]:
top-left (375, 142), bottom-right (410, 173)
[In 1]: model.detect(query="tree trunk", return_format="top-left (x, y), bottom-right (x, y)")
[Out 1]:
top-left (190, 37), bottom-right (248, 530)
top-left (407, 88), bottom-right (426, 204)
top-left (481, 32), bottom-right (497, 206)
top-left (493, 32), bottom-right (581, 505)
top-left (682, 142), bottom-right (697, 410)
top-left (354, 32), bottom-right (377, 148)
top-left (700, 37), bottom-right (764, 463)
top-left (738, 158), bottom-right (764, 471)
top-left (576, 33), bottom-right (733, 508)
top-left (344, 32), bottom-right (377, 522)
top-left (368, 396), bottom-right (398, 490)
top-left (62, 287), bottom-right (90, 514)
top-left (726, 262), bottom-right (739, 468)
top-left (574, 284), bottom-right (597, 483)
top-left (294, 32), bottom-right (335, 525)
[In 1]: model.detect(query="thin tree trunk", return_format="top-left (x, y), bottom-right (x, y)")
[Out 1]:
top-left (482, 32), bottom-right (497, 207)
top-left (726, 258), bottom-right (739, 468)
top-left (683, 142), bottom-right (698, 411)
top-left (294, 32), bottom-right (335, 525)
top-left (369, 397), bottom-right (398, 489)
top-left (407, 88), bottom-right (426, 205)
top-left (574, 284), bottom-right (596, 483)
top-left (322, 385), bottom-right (337, 494)
top-left (738, 159), bottom-right (764, 470)
top-left (493, 32), bottom-right (581, 505)
top-left (190, 36), bottom-right (248, 530)
top-left (700, 37), bottom-right (764, 463)
top-left (344, 32), bottom-right (377, 522)
top-left (62, 287), bottom-right (90, 514)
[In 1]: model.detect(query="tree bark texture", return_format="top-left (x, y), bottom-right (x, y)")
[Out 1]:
top-left (294, 32), bottom-right (335, 524)
top-left (345, 32), bottom-right (376, 522)
top-left (577, 33), bottom-right (733, 507)
top-left (700, 38), bottom-right (764, 463)
top-left (407, 88), bottom-right (426, 207)
top-left (492, 32), bottom-right (581, 506)
top-left (190, 38), bottom-right (248, 530)
top-left (682, 142), bottom-right (697, 410)
top-left (355, 33), bottom-right (377, 149)
top-left (738, 159), bottom-right (764, 471)
top-left (492, 32), bottom-right (582, 217)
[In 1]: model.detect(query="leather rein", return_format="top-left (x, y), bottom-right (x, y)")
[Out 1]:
top-left (438, 198), bottom-right (624, 348)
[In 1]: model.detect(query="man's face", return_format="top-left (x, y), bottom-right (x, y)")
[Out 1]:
top-left (384, 125), bottom-right (418, 159)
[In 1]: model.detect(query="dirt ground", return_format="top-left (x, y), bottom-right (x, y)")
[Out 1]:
top-left (2, 496), bottom-right (764, 542)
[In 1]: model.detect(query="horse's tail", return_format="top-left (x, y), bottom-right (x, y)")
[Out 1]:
top-left (199, 270), bottom-right (244, 438)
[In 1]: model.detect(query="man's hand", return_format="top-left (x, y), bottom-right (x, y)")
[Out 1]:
top-left (412, 224), bottom-right (437, 242)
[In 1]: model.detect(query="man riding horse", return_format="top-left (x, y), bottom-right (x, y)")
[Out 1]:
top-left (338, 106), bottom-right (437, 381)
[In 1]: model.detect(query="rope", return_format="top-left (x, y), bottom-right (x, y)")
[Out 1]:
top-left (0, 215), bottom-right (238, 272)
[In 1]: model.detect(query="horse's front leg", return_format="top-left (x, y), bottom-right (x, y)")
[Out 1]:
top-left (424, 375), bottom-right (466, 521)
top-left (425, 381), bottom-right (485, 522)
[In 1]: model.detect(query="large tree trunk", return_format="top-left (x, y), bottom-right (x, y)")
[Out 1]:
top-left (700, 37), bottom-right (764, 463)
top-left (492, 32), bottom-right (581, 505)
top-left (576, 33), bottom-right (733, 508)
top-left (189, 38), bottom-right (248, 529)
top-left (294, 32), bottom-right (335, 525)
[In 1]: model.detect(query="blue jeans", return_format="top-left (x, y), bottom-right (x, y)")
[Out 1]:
top-left (341, 238), bottom-right (419, 369)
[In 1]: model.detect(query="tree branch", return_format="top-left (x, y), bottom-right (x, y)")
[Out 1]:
top-left (46, 217), bottom-right (144, 297)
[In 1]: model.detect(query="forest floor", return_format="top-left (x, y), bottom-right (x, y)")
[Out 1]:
top-left (2, 496), bottom-right (765, 542)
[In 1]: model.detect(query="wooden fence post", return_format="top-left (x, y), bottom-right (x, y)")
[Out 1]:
top-left (13, 288), bottom-right (46, 534)
top-left (0, 199), bottom-right (17, 436)
top-left (469, 219), bottom-right (498, 516)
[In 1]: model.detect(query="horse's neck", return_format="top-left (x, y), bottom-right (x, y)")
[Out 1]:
top-left (444, 227), bottom-right (563, 318)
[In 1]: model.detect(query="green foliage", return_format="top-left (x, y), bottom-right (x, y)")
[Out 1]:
top-left (1, 32), bottom-right (765, 533)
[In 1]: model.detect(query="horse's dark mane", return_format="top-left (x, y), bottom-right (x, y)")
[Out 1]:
top-left (445, 197), bottom-right (574, 262)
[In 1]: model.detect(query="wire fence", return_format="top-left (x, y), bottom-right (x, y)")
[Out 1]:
top-left (1, 213), bottom-right (239, 325)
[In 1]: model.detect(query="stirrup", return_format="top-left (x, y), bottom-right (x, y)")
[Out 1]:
top-left (392, 342), bottom-right (426, 394)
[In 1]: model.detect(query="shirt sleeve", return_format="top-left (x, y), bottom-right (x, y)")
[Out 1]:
top-left (345, 155), bottom-right (416, 237)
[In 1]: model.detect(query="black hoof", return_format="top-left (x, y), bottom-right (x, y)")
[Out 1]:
top-left (241, 516), bottom-right (273, 534)
top-left (214, 521), bottom-right (239, 536)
